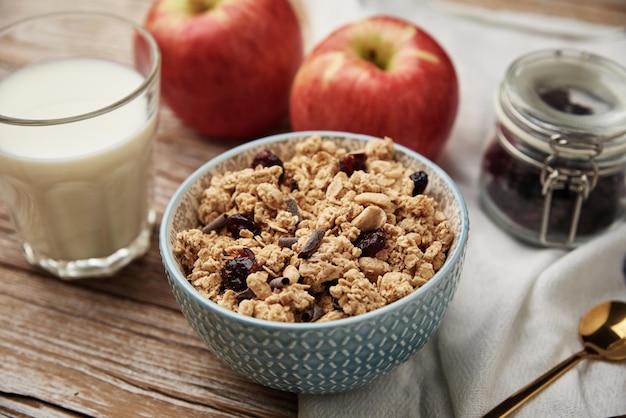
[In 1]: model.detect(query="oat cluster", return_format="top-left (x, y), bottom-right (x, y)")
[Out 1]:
top-left (175, 135), bottom-right (454, 322)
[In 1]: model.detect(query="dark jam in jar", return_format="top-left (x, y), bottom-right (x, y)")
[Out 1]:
top-left (480, 49), bottom-right (626, 248)
top-left (481, 137), bottom-right (625, 242)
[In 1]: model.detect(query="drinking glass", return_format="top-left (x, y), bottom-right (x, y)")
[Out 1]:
top-left (0, 12), bottom-right (160, 278)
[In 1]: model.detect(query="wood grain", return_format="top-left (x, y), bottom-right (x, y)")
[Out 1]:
top-left (444, 0), bottom-right (626, 26)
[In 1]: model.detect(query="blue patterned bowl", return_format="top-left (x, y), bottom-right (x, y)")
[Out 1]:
top-left (159, 131), bottom-right (469, 394)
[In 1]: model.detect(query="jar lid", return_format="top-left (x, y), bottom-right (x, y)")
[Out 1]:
top-left (499, 49), bottom-right (626, 158)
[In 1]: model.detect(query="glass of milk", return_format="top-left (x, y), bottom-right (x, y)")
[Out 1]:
top-left (0, 12), bottom-right (160, 279)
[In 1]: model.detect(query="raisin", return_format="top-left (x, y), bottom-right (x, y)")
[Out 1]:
top-left (222, 248), bottom-right (255, 292)
top-left (226, 214), bottom-right (261, 238)
top-left (251, 149), bottom-right (283, 169)
top-left (353, 227), bottom-right (385, 257)
top-left (410, 171), bottom-right (429, 196)
top-left (339, 152), bottom-right (367, 176)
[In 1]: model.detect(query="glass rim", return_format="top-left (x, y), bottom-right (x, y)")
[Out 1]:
top-left (502, 48), bottom-right (626, 141)
top-left (0, 11), bottom-right (160, 126)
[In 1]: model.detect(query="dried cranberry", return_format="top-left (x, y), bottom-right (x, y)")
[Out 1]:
top-left (410, 171), bottom-right (429, 196)
top-left (222, 248), bottom-right (255, 292)
top-left (226, 214), bottom-right (261, 238)
top-left (353, 227), bottom-right (385, 257)
top-left (251, 149), bottom-right (283, 169)
top-left (339, 152), bottom-right (367, 176)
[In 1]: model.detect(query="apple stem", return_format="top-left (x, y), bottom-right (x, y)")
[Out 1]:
top-left (188, 0), bottom-right (212, 14)
top-left (366, 47), bottom-right (386, 70)
top-left (368, 48), bottom-right (377, 62)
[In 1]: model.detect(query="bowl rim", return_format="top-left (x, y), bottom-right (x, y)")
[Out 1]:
top-left (159, 130), bottom-right (469, 331)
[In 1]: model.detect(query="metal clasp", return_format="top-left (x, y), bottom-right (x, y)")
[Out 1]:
top-left (539, 134), bottom-right (601, 247)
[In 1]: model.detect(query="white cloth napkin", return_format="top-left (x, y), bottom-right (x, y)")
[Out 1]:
top-left (298, 1), bottom-right (626, 417)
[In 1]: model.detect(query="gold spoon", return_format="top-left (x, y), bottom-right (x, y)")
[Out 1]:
top-left (483, 300), bottom-right (626, 418)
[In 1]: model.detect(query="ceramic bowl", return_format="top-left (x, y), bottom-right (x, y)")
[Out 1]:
top-left (159, 131), bottom-right (469, 394)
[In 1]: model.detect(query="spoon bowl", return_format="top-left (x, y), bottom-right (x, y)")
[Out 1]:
top-left (580, 301), bottom-right (626, 360)
top-left (483, 300), bottom-right (626, 417)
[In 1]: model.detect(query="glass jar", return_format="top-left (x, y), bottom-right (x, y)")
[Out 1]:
top-left (480, 49), bottom-right (626, 248)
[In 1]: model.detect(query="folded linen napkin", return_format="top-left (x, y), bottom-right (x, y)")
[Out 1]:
top-left (298, 1), bottom-right (626, 417)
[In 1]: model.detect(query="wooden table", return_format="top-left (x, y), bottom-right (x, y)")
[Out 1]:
top-left (1, 1), bottom-right (624, 417)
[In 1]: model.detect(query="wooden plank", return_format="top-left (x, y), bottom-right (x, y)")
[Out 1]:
top-left (0, 268), bottom-right (297, 417)
top-left (443, 0), bottom-right (626, 26)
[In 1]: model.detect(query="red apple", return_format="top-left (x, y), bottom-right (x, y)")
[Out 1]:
top-left (142, 0), bottom-right (304, 140)
top-left (289, 15), bottom-right (458, 161)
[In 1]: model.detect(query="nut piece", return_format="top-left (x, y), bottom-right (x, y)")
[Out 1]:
top-left (354, 192), bottom-right (394, 210)
top-left (351, 206), bottom-right (387, 232)
top-left (358, 257), bottom-right (390, 278)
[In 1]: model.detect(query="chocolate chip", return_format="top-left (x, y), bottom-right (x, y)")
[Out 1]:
top-left (234, 288), bottom-right (255, 300)
top-left (278, 237), bottom-right (299, 248)
top-left (298, 230), bottom-right (325, 259)
top-left (301, 304), bottom-right (323, 322)
top-left (268, 277), bottom-right (290, 289)
top-left (202, 213), bottom-right (228, 234)
top-left (286, 198), bottom-right (302, 224)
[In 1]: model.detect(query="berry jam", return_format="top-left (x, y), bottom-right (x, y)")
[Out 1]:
top-left (481, 137), bottom-right (625, 244)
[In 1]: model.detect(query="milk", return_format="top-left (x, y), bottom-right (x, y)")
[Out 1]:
top-left (0, 57), bottom-right (157, 262)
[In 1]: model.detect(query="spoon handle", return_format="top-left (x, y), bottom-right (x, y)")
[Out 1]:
top-left (482, 349), bottom-right (590, 418)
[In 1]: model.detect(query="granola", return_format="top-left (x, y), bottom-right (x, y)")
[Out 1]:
top-left (175, 135), bottom-right (454, 322)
